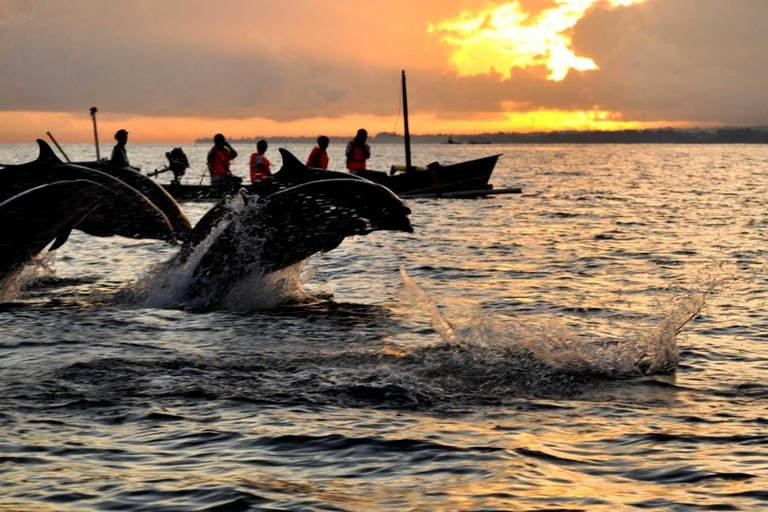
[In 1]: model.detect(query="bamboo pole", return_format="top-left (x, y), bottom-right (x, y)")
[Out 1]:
top-left (46, 131), bottom-right (71, 162)
top-left (89, 107), bottom-right (100, 160)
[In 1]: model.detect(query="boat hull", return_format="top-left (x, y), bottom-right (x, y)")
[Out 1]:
top-left (160, 154), bottom-right (502, 202)
top-left (357, 154), bottom-right (500, 196)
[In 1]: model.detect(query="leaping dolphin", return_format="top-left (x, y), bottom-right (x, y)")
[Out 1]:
top-left (1, 145), bottom-right (413, 307)
top-left (1, 140), bottom-right (187, 242)
top-left (175, 170), bottom-right (412, 307)
top-left (75, 156), bottom-right (192, 239)
top-left (0, 180), bottom-right (116, 281)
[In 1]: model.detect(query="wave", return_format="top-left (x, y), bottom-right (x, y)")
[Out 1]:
top-left (44, 274), bottom-right (707, 410)
top-left (6, 260), bottom-right (722, 410)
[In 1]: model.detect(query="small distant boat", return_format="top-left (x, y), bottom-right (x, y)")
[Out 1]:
top-left (444, 136), bottom-right (462, 145)
top-left (150, 157), bottom-right (511, 202)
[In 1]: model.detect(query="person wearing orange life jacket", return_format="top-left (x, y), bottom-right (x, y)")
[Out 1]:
top-left (345, 129), bottom-right (370, 174)
top-left (306, 135), bottom-right (330, 169)
top-left (207, 133), bottom-right (239, 185)
top-left (249, 139), bottom-right (272, 183)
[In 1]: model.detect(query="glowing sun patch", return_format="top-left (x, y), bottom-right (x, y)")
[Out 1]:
top-left (429, 0), bottom-right (646, 81)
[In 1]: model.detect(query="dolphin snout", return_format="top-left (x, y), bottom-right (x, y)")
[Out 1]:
top-left (377, 210), bottom-right (414, 233)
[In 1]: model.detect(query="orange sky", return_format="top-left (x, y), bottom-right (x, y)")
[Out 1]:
top-left (0, 109), bottom-right (702, 145)
top-left (0, 0), bottom-right (764, 142)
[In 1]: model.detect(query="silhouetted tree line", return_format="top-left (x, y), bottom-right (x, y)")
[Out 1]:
top-left (196, 128), bottom-right (768, 145)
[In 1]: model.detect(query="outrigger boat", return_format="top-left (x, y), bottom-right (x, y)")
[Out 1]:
top-left (148, 150), bottom-right (514, 202)
top-left (63, 77), bottom-right (520, 202)
top-left (153, 71), bottom-right (517, 201)
top-left (353, 154), bottom-right (502, 197)
top-left (349, 71), bottom-right (510, 199)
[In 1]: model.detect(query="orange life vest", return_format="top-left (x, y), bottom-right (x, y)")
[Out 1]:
top-left (208, 147), bottom-right (232, 176)
top-left (346, 140), bottom-right (369, 171)
top-left (306, 147), bottom-right (329, 169)
top-left (249, 152), bottom-right (271, 183)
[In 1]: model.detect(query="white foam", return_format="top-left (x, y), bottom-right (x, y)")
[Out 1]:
top-left (399, 266), bottom-right (708, 378)
top-left (128, 196), bottom-right (308, 310)
top-left (0, 252), bottom-right (56, 303)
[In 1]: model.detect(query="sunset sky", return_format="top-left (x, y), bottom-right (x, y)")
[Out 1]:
top-left (0, 0), bottom-right (766, 142)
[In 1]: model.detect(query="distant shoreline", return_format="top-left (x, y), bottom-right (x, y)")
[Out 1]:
top-left (195, 128), bottom-right (768, 145)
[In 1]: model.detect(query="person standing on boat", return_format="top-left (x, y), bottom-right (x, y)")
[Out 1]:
top-left (207, 133), bottom-right (238, 185)
top-left (346, 129), bottom-right (370, 174)
top-left (110, 129), bottom-right (137, 169)
top-left (306, 135), bottom-right (330, 169)
top-left (249, 139), bottom-right (272, 183)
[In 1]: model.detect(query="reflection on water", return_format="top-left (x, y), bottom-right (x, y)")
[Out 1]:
top-left (0, 143), bottom-right (767, 510)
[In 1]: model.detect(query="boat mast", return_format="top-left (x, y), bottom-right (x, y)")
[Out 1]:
top-left (90, 107), bottom-right (101, 160)
top-left (401, 70), bottom-right (412, 172)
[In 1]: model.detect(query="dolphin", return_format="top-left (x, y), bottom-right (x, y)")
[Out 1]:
top-left (76, 159), bottom-right (192, 240)
top-left (0, 180), bottom-right (116, 281)
top-left (181, 149), bottom-right (377, 255)
top-left (178, 178), bottom-right (413, 307)
top-left (1, 144), bottom-right (413, 306)
top-left (1, 140), bottom-right (178, 243)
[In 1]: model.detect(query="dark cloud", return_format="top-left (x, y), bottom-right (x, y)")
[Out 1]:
top-left (570, 0), bottom-right (768, 123)
top-left (0, 0), bottom-right (766, 125)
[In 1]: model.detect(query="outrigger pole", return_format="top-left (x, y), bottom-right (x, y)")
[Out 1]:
top-left (89, 107), bottom-right (100, 160)
top-left (401, 70), bottom-right (412, 172)
top-left (46, 131), bottom-right (71, 162)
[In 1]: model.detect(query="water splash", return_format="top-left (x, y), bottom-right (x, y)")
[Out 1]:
top-left (524, 292), bottom-right (705, 377)
top-left (399, 266), bottom-right (457, 342)
top-left (40, 267), bottom-right (715, 410)
top-left (399, 266), bottom-right (707, 382)
top-left (125, 197), bottom-right (308, 311)
top-left (0, 252), bottom-right (56, 303)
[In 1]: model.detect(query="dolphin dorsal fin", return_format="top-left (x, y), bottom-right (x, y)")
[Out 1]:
top-left (278, 148), bottom-right (307, 175)
top-left (35, 139), bottom-right (62, 163)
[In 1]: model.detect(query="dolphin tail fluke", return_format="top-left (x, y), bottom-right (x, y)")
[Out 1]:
top-left (49, 228), bottom-right (72, 252)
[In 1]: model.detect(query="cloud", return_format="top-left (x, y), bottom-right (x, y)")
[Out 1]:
top-left (429, 0), bottom-right (647, 81)
top-left (0, 0), bottom-right (33, 25)
top-left (0, 0), bottom-right (766, 128)
top-left (569, 0), bottom-right (768, 123)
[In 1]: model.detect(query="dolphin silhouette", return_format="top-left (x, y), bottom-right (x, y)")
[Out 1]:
top-left (0, 140), bottom-right (180, 243)
top-left (0, 180), bottom-right (116, 281)
top-left (1, 146), bottom-right (412, 306)
top-left (177, 170), bottom-right (412, 307)
top-left (76, 157), bottom-right (192, 240)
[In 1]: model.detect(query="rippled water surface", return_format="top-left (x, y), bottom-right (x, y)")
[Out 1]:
top-left (1, 143), bottom-right (767, 511)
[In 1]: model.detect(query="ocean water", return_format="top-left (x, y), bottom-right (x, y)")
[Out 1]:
top-left (0, 142), bottom-right (766, 511)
